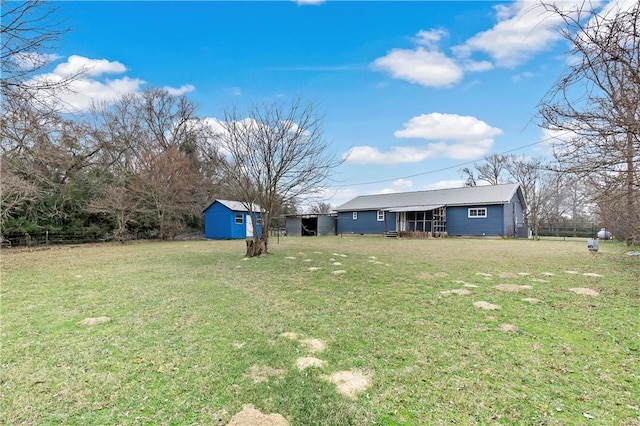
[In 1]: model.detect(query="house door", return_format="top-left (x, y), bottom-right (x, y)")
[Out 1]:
top-left (246, 215), bottom-right (254, 238)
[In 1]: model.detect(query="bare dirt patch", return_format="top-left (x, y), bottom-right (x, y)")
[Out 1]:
top-left (476, 272), bottom-right (492, 277)
top-left (498, 272), bottom-right (519, 278)
top-left (542, 272), bottom-right (556, 276)
top-left (531, 278), bottom-right (548, 283)
top-left (332, 262), bottom-right (343, 266)
top-left (434, 272), bottom-right (448, 278)
top-left (440, 289), bottom-right (471, 296)
top-left (474, 301), bottom-right (500, 310)
top-left (308, 267), bottom-right (321, 271)
top-left (569, 287), bottom-right (600, 296)
top-left (332, 270), bottom-right (346, 275)
top-left (233, 341), bottom-right (246, 349)
top-left (296, 357), bottom-right (326, 370)
top-left (419, 273), bottom-right (433, 279)
top-left (493, 284), bottom-right (532, 293)
top-left (245, 365), bottom-right (285, 384)
top-left (228, 404), bottom-right (289, 426)
top-left (517, 272), bottom-right (530, 276)
top-left (583, 272), bottom-right (603, 278)
top-left (300, 338), bottom-right (326, 353)
top-left (498, 323), bottom-right (518, 332)
top-left (279, 332), bottom-right (298, 340)
top-left (463, 283), bottom-right (479, 288)
top-left (284, 256), bottom-right (296, 260)
top-left (77, 316), bottom-right (111, 326)
top-left (565, 270), bottom-right (579, 275)
top-left (328, 369), bottom-right (372, 400)
top-left (521, 298), bottom-right (540, 304)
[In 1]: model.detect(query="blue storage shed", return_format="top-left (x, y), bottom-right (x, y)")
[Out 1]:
top-left (203, 199), bottom-right (261, 240)
top-left (335, 183), bottom-right (527, 237)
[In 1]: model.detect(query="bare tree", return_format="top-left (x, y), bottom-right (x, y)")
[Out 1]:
top-left (1, 0), bottom-right (83, 111)
top-left (308, 202), bottom-right (333, 214)
top-left (539, 1), bottom-right (640, 245)
top-left (475, 153), bottom-right (509, 185)
top-left (214, 98), bottom-right (341, 256)
top-left (505, 156), bottom-right (559, 239)
top-left (460, 167), bottom-right (477, 187)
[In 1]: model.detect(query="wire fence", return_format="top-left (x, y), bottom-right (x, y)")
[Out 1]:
top-left (1, 230), bottom-right (109, 248)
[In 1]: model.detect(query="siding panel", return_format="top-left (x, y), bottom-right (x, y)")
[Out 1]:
top-left (446, 205), bottom-right (505, 236)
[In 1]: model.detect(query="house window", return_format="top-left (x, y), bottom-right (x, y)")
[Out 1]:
top-left (377, 211), bottom-right (384, 221)
top-left (235, 213), bottom-right (244, 224)
top-left (468, 208), bottom-right (487, 218)
top-left (352, 212), bottom-right (358, 220)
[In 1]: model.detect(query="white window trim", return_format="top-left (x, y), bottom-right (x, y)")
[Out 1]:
top-left (352, 212), bottom-right (358, 220)
top-left (468, 208), bottom-right (487, 218)
top-left (377, 210), bottom-right (385, 221)
top-left (235, 213), bottom-right (244, 224)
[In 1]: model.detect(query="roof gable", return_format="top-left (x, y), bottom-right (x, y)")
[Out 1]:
top-left (335, 183), bottom-right (526, 211)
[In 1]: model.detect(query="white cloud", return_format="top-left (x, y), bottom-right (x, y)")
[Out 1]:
top-left (452, 0), bottom-right (593, 68)
top-left (345, 145), bottom-right (438, 165)
top-left (414, 29), bottom-right (447, 48)
top-left (27, 55), bottom-right (196, 112)
top-left (371, 47), bottom-right (463, 87)
top-left (12, 52), bottom-right (61, 70)
top-left (53, 55), bottom-right (127, 77)
top-left (395, 113), bottom-right (503, 141)
top-left (345, 113), bottom-right (501, 164)
top-left (462, 60), bottom-right (493, 72)
top-left (424, 180), bottom-right (467, 190)
top-left (312, 187), bottom-right (359, 208)
top-left (163, 84), bottom-right (195, 96)
top-left (392, 178), bottom-right (413, 189)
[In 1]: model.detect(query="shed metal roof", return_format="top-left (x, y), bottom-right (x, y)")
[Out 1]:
top-left (211, 199), bottom-right (261, 212)
top-left (335, 183), bottom-right (526, 211)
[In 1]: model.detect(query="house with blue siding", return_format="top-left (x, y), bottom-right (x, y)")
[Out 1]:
top-left (203, 200), bottom-right (261, 240)
top-left (335, 183), bottom-right (527, 237)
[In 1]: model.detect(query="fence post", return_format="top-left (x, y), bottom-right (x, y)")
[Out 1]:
top-left (46, 230), bottom-right (49, 245)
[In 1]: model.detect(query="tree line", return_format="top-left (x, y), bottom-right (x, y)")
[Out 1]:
top-left (2, 1), bottom-right (638, 248)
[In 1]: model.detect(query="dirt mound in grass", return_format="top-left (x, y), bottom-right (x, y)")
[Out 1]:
top-left (300, 338), bottom-right (325, 353)
top-left (498, 323), bottom-right (518, 332)
top-left (474, 301), bottom-right (500, 310)
top-left (296, 357), bottom-right (326, 370)
top-left (279, 332), bottom-right (298, 340)
top-left (228, 404), bottom-right (289, 426)
top-left (77, 316), bottom-right (111, 326)
top-left (328, 369), bottom-right (372, 400)
top-left (569, 287), bottom-right (600, 296)
top-left (498, 272), bottom-right (519, 278)
top-left (494, 284), bottom-right (532, 292)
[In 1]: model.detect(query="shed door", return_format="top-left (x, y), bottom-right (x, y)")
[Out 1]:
top-left (246, 215), bottom-right (253, 238)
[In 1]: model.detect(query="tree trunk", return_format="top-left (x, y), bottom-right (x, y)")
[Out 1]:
top-left (245, 238), bottom-right (267, 257)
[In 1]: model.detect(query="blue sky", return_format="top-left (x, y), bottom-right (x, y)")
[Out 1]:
top-left (32, 0), bottom-right (622, 207)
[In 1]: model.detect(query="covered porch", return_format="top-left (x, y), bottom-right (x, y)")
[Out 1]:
top-left (388, 205), bottom-right (447, 237)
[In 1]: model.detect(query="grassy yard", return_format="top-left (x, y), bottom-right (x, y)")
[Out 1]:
top-left (1, 237), bottom-right (639, 425)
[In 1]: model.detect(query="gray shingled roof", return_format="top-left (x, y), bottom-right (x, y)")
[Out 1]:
top-left (335, 183), bottom-right (526, 211)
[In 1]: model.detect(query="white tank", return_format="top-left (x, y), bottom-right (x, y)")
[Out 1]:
top-left (597, 228), bottom-right (611, 240)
